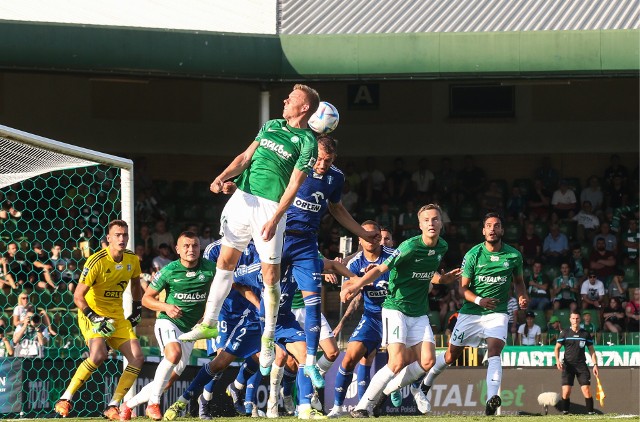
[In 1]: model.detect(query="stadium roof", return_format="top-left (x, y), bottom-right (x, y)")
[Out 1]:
top-left (0, 0), bottom-right (637, 80)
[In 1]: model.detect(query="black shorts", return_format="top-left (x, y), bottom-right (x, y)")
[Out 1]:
top-left (561, 361), bottom-right (591, 386)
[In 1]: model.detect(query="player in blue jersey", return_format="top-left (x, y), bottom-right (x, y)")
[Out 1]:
top-left (163, 241), bottom-right (263, 421)
top-left (279, 134), bottom-right (379, 385)
top-left (327, 221), bottom-right (395, 418)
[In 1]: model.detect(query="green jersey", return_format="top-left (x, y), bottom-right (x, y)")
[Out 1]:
top-left (292, 290), bottom-right (305, 309)
top-left (235, 119), bottom-right (317, 203)
top-left (382, 235), bottom-right (448, 317)
top-left (460, 242), bottom-right (523, 316)
top-left (149, 259), bottom-right (216, 332)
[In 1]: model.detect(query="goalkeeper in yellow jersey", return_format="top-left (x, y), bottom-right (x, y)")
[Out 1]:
top-left (54, 220), bottom-right (144, 419)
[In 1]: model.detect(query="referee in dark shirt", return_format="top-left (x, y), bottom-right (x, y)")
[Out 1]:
top-left (554, 311), bottom-right (599, 415)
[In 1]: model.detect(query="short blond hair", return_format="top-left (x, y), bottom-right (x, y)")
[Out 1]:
top-left (294, 84), bottom-right (320, 119)
top-left (417, 203), bottom-right (442, 219)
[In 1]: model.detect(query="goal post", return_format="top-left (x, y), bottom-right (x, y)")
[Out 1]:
top-left (0, 124), bottom-right (135, 417)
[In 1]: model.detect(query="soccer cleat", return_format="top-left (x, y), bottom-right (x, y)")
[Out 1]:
top-left (198, 395), bottom-right (212, 420)
top-left (282, 388), bottom-right (295, 415)
top-left (372, 393), bottom-right (388, 417)
top-left (390, 390), bottom-right (402, 407)
top-left (266, 399), bottom-right (279, 418)
top-left (485, 395), bottom-right (502, 416)
top-left (226, 383), bottom-right (246, 415)
top-left (311, 390), bottom-right (323, 411)
top-left (410, 385), bottom-right (431, 414)
top-left (587, 412), bottom-right (596, 415)
top-left (327, 407), bottom-right (348, 418)
top-left (146, 403), bottom-right (163, 421)
top-left (54, 399), bottom-right (72, 417)
top-left (304, 365), bottom-right (325, 389)
top-left (299, 408), bottom-right (328, 420)
top-left (178, 323), bottom-right (218, 342)
top-left (259, 336), bottom-right (276, 374)
top-left (350, 408), bottom-right (370, 418)
top-left (104, 405), bottom-right (121, 420)
top-left (163, 400), bottom-right (187, 421)
top-left (119, 403), bottom-right (132, 421)
top-left (562, 411), bottom-right (570, 415)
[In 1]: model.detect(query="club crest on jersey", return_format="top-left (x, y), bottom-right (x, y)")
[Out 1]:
top-left (186, 271), bottom-right (196, 277)
top-left (503, 261), bottom-right (510, 268)
top-left (115, 264), bottom-right (123, 270)
top-left (490, 255), bottom-right (500, 262)
top-left (579, 340), bottom-right (586, 348)
top-left (291, 136), bottom-right (299, 144)
top-left (428, 250), bottom-right (435, 256)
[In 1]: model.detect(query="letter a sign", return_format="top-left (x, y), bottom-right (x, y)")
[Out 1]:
top-left (347, 84), bottom-right (379, 110)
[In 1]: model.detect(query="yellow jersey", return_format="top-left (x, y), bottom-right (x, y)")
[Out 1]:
top-left (79, 247), bottom-right (141, 319)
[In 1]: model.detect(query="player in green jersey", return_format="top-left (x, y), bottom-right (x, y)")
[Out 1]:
top-left (180, 84), bottom-right (320, 374)
top-left (122, 231), bottom-right (215, 421)
top-left (341, 204), bottom-right (461, 418)
top-left (419, 212), bottom-right (529, 416)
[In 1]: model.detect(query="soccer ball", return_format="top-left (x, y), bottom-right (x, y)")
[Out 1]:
top-left (308, 101), bottom-right (339, 134)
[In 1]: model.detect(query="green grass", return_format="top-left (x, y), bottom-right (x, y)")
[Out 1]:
top-left (4, 415), bottom-right (637, 422)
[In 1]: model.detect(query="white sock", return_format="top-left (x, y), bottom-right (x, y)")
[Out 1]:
top-left (306, 354), bottom-right (316, 367)
top-left (202, 269), bottom-right (234, 325)
top-left (486, 356), bottom-right (502, 400)
top-left (355, 365), bottom-right (395, 411)
top-left (262, 282), bottom-right (281, 338)
top-left (383, 361), bottom-right (425, 395)
top-left (149, 358), bottom-right (176, 404)
top-left (61, 391), bottom-right (73, 401)
top-left (316, 355), bottom-right (334, 376)
top-left (424, 353), bottom-right (448, 387)
top-left (234, 380), bottom-right (245, 390)
top-left (126, 382), bottom-right (154, 408)
top-left (269, 364), bottom-right (284, 401)
top-left (202, 390), bottom-right (214, 401)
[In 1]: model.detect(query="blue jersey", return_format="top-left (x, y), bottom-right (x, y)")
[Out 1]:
top-left (203, 241), bottom-right (262, 322)
top-left (285, 166), bottom-right (344, 233)
top-left (346, 246), bottom-right (395, 316)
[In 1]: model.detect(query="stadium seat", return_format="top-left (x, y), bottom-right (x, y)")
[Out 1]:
top-left (533, 221), bottom-right (549, 239)
top-left (456, 222), bottom-right (472, 242)
top-left (532, 310), bottom-right (548, 332)
top-left (600, 332), bottom-right (619, 346)
top-left (543, 264), bottom-right (560, 281)
top-left (490, 179), bottom-right (509, 197)
top-left (553, 309), bottom-right (571, 328)
top-left (152, 179), bottom-right (171, 198)
top-left (170, 180), bottom-right (191, 200)
top-left (203, 205), bottom-right (220, 224)
top-left (503, 222), bottom-right (522, 245)
top-left (192, 180), bottom-right (211, 200)
top-left (624, 264), bottom-right (639, 287)
top-left (138, 335), bottom-right (150, 347)
top-left (580, 244), bottom-right (590, 259)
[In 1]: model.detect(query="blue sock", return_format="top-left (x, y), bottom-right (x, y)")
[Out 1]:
top-left (297, 365), bottom-right (313, 406)
top-left (204, 378), bottom-right (216, 394)
top-left (282, 368), bottom-right (297, 397)
top-left (303, 294), bottom-right (322, 360)
top-left (356, 364), bottom-right (371, 401)
top-left (245, 368), bottom-right (263, 405)
top-left (334, 365), bottom-right (353, 406)
top-left (236, 358), bottom-right (259, 386)
top-left (183, 364), bottom-right (215, 400)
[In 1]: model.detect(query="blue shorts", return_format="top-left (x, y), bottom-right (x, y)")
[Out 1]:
top-left (281, 235), bottom-right (323, 293)
top-left (349, 313), bottom-right (382, 356)
top-left (275, 314), bottom-right (306, 352)
top-left (214, 316), bottom-right (261, 359)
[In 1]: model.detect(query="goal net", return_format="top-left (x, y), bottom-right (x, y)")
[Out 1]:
top-left (0, 124), bottom-right (133, 417)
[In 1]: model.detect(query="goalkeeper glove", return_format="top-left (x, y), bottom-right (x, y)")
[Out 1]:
top-left (127, 301), bottom-right (142, 327)
top-left (83, 307), bottom-right (116, 337)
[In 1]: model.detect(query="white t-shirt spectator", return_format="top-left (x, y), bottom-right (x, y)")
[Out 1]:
top-left (581, 279), bottom-right (606, 301)
top-left (518, 323), bottom-right (542, 346)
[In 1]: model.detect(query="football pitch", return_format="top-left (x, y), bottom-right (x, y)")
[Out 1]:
top-left (5, 415), bottom-right (637, 422)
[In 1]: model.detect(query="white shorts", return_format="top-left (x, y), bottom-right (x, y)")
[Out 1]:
top-left (220, 189), bottom-right (287, 264)
top-left (154, 319), bottom-right (195, 375)
top-left (450, 313), bottom-right (509, 348)
top-left (381, 308), bottom-right (434, 348)
top-left (292, 308), bottom-right (334, 342)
